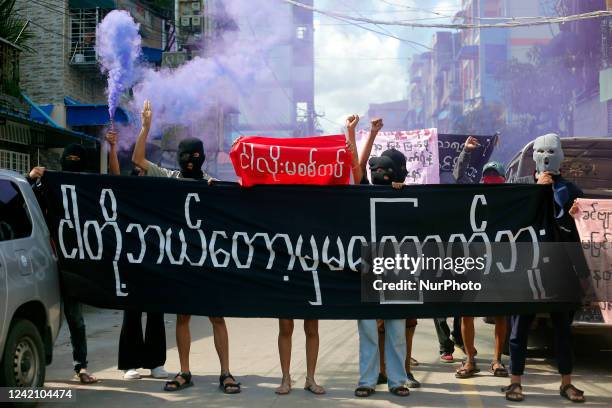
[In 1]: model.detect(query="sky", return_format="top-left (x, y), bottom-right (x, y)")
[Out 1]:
top-left (314, 0), bottom-right (461, 133)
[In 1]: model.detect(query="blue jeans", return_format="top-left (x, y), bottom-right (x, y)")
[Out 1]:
top-left (358, 319), bottom-right (407, 389)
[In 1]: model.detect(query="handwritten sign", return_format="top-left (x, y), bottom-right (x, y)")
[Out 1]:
top-left (357, 128), bottom-right (440, 185)
top-left (438, 134), bottom-right (498, 184)
top-left (573, 198), bottom-right (612, 324)
top-left (230, 135), bottom-right (351, 187)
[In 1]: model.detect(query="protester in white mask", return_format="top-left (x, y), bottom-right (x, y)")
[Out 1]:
top-left (504, 133), bottom-right (586, 403)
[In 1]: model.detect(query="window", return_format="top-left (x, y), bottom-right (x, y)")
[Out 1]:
top-left (296, 102), bottom-right (308, 122)
top-left (0, 149), bottom-right (30, 174)
top-left (296, 26), bottom-right (307, 40)
top-left (0, 180), bottom-right (32, 241)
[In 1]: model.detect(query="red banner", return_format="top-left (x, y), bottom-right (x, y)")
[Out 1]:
top-left (230, 135), bottom-right (351, 187)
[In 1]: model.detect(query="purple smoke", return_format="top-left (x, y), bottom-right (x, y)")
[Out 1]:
top-left (129, 0), bottom-right (292, 145)
top-left (97, 10), bottom-right (142, 122)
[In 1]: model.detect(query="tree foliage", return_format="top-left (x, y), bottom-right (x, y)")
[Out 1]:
top-left (0, 0), bottom-right (33, 50)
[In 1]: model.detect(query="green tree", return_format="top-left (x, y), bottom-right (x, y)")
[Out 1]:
top-left (495, 44), bottom-right (577, 137)
top-left (0, 0), bottom-right (33, 50)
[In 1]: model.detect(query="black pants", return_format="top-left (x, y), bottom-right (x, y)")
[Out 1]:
top-left (118, 311), bottom-right (166, 370)
top-left (63, 297), bottom-right (87, 373)
top-left (509, 312), bottom-right (574, 376)
top-left (434, 317), bottom-right (463, 354)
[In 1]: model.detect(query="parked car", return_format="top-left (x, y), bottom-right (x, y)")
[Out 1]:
top-left (0, 170), bottom-right (61, 387)
top-left (506, 137), bottom-right (612, 346)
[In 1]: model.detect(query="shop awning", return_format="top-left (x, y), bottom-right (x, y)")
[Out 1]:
top-left (64, 96), bottom-right (129, 126)
top-left (29, 97), bottom-right (130, 126)
top-left (0, 110), bottom-right (98, 149)
top-left (142, 47), bottom-right (163, 65)
top-left (65, 104), bottom-right (129, 126)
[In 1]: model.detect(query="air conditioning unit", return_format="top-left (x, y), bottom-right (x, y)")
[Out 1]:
top-left (181, 16), bottom-right (191, 27)
top-left (192, 2), bottom-right (201, 11)
top-left (191, 16), bottom-right (201, 26)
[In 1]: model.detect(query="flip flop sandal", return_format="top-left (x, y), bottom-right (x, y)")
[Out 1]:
top-left (164, 372), bottom-right (193, 392)
top-left (219, 373), bottom-right (241, 394)
top-left (502, 383), bottom-right (524, 402)
top-left (304, 381), bottom-right (326, 395)
top-left (76, 372), bottom-right (99, 384)
top-left (455, 361), bottom-right (480, 379)
top-left (354, 387), bottom-right (375, 397)
top-left (490, 361), bottom-right (509, 377)
top-left (560, 384), bottom-right (586, 403)
top-left (389, 385), bottom-right (410, 397)
top-left (275, 378), bottom-right (292, 395)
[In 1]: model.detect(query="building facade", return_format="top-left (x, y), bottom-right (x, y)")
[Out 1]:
top-left (14, 0), bottom-right (170, 172)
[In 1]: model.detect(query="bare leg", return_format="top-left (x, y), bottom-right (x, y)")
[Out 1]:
top-left (304, 320), bottom-right (325, 394)
top-left (276, 319), bottom-right (293, 394)
top-left (461, 317), bottom-right (476, 362)
top-left (456, 316), bottom-right (478, 378)
top-left (176, 314), bottom-right (191, 374)
top-left (209, 317), bottom-right (229, 373)
top-left (494, 316), bottom-right (507, 362)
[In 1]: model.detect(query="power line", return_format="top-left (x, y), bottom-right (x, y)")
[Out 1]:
top-left (316, 8), bottom-right (433, 50)
top-left (335, 0), bottom-right (431, 53)
top-left (282, 0), bottom-right (612, 29)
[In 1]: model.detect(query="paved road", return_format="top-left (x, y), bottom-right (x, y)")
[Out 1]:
top-left (42, 308), bottom-right (611, 407)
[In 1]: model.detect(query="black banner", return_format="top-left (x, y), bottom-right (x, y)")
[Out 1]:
top-left (438, 133), bottom-right (498, 184)
top-left (41, 171), bottom-right (581, 319)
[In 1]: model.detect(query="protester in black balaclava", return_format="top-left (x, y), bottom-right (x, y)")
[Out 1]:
top-left (177, 138), bottom-right (206, 179)
top-left (352, 116), bottom-right (417, 399)
top-left (26, 131), bottom-right (120, 386)
top-left (368, 148), bottom-right (408, 186)
top-left (131, 100), bottom-right (236, 395)
top-left (60, 143), bottom-right (88, 172)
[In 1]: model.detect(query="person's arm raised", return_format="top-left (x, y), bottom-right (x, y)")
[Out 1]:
top-left (345, 114), bottom-right (361, 184)
top-left (358, 118), bottom-right (383, 175)
top-left (132, 100), bottom-right (152, 171)
top-left (106, 130), bottom-right (120, 175)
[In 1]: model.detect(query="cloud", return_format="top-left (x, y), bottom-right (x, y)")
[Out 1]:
top-left (314, 0), bottom-right (460, 133)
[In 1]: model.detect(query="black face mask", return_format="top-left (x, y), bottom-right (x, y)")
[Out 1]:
top-left (178, 138), bottom-right (205, 179)
top-left (381, 149), bottom-right (407, 183)
top-left (368, 156), bottom-right (396, 185)
top-left (61, 144), bottom-right (87, 173)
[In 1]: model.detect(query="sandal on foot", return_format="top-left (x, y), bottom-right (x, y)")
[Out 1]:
top-left (502, 383), bottom-right (524, 402)
top-left (455, 360), bottom-right (480, 379)
top-left (560, 384), bottom-right (585, 403)
top-left (164, 372), bottom-right (193, 392)
top-left (389, 385), bottom-right (410, 397)
top-left (76, 371), bottom-right (98, 384)
top-left (219, 373), bottom-right (241, 394)
top-left (354, 386), bottom-right (375, 397)
top-left (275, 376), bottom-right (292, 395)
top-left (490, 361), bottom-right (509, 377)
top-left (406, 372), bottom-right (421, 388)
top-left (304, 377), bottom-right (325, 395)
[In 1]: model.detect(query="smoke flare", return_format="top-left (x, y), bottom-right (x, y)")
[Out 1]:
top-left (97, 10), bottom-right (142, 123)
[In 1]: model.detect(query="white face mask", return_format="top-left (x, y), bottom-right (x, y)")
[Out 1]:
top-left (533, 133), bottom-right (564, 178)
